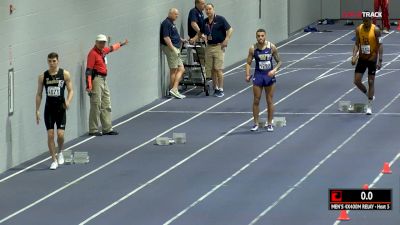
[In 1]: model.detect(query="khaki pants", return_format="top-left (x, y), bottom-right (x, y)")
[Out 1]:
top-left (205, 44), bottom-right (224, 77)
top-left (89, 76), bottom-right (113, 133)
top-left (161, 45), bottom-right (183, 69)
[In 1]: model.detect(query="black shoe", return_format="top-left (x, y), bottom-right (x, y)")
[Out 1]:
top-left (102, 130), bottom-right (119, 135)
top-left (89, 132), bottom-right (102, 136)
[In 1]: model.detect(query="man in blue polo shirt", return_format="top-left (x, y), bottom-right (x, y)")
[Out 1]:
top-left (188, 0), bottom-right (206, 42)
top-left (160, 8), bottom-right (186, 99)
top-left (203, 3), bottom-right (233, 97)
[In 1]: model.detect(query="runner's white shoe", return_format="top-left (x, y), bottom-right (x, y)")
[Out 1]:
top-left (366, 101), bottom-right (372, 115)
top-left (57, 152), bottom-right (64, 165)
top-left (250, 124), bottom-right (259, 131)
top-left (50, 161), bottom-right (58, 170)
top-left (266, 124), bottom-right (274, 132)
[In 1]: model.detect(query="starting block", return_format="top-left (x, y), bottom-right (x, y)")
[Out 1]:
top-left (73, 151), bottom-right (89, 164)
top-left (173, 133), bottom-right (186, 144)
top-left (63, 150), bottom-right (73, 164)
top-left (338, 101), bottom-right (366, 113)
top-left (273, 117), bottom-right (287, 127)
top-left (351, 103), bottom-right (366, 113)
top-left (155, 137), bottom-right (172, 145)
top-left (338, 100), bottom-right (352, 112)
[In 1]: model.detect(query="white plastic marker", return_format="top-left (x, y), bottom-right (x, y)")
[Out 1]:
top-left (0, 32), bottom-right (313, 224)
top-left (79, 31), bottom-right (356, 225)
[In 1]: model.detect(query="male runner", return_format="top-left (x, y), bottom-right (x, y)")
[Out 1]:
top-left (36, 52), bottom-right (74, 170)
top-left (352, 12), bottom-right (383, 115)
top-left (246, 29), bottom-right (282, 132)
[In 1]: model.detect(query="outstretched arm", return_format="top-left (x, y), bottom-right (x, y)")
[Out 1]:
top-left (109, 39), bottom-right (129, 53)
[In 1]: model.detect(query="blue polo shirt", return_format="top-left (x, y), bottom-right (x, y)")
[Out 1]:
top-left (187, 7), bottom-right (204, 38)
top-left (203, 15), bottom-right (231, 45)
top-left (160, 17), bottom-right (181, 48)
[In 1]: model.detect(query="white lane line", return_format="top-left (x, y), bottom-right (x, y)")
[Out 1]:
top-left (0, 32), bottom-right (312, 223)
top-left (282, 31), bottom-right (352, 70)
top-left (162, 68), bottom-right (397, 225)
top-left (287, 43), bottom-right (400, 46)
top-left (78, 32), bottom-right (353, 224)
top-left (248, 54), bottom-right (400, 225)
top-left (147, 110), bottom-right (400, 116)
top-left (332, 152), bottom-right (400, 225)
top-left (282, 52), bottom-right (400, 56)
top-left (316, 68), bottom-right (354, 79)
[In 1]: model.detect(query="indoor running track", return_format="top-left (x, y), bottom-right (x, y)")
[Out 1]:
top-left (1, 26), bottom-right (399, 225)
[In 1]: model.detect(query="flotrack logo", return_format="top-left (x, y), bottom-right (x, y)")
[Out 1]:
top-left (342, 11), bottom-right (382, 18)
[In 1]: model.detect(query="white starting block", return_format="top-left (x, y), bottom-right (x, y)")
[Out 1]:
top-left (338, 101), bottom-right (366, 113)
top-left (338, 100), bottom-right (352, 112)
top-left (155, 137), bottom-right (173, 145)
top-left (73, 151), bottom-right (89, 164)
top-left (273, 117), bottom-right (287, 127)
top-left (173, 133), bottom-right (186, 144)
top-left (63, 150), bottom-right (73, 164)
top-left (351, 103), bottom-right (366, 113)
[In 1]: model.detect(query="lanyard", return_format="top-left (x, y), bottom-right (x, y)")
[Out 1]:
top-left (206, 14), bottom-right (216, 34)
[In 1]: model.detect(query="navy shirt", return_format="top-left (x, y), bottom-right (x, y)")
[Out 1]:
top-left (160, 17), bottom-right (181, 48)
top-left (187, 7), bottom-right (204, 38)
top-left (203, 15), bottom-right (231, 45)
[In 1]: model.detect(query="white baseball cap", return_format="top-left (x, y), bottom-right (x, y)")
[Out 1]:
top-left (96, 34), bottom-right (108, 42)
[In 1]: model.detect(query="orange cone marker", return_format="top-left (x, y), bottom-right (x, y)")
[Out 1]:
top-left (337, 210), bottom-right (350, 221)
top-left (382, 162), bottom-right (392, 174)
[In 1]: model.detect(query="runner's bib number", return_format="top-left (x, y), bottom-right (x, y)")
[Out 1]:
top-left (47, 86), bottom-right (61, 97)
top-left (259, 61), bottom-right (272, 70)
top-left (361, 45), bottom-right (371, 54)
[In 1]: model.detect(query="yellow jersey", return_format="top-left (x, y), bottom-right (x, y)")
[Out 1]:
top-left (358, 24), bottom-right (378, 61)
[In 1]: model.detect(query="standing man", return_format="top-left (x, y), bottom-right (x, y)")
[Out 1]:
top-left (86, 34), bottom-right (128, 136)
top-left (161, 8), bottom-right (186, 99)
top-left (246, 29), bottom-right (282, 132)
top-left (203, 3), bottom-right (233, 97)
top-left (373, 0), bottom-right (390, 34)
top-left (352, 12), bottom-right (383, 115)
top-left (36, 52), bottom-right (74, 170)
top-left (188, 0), bottom-right (206, 43)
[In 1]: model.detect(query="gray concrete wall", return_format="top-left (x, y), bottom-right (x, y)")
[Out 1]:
top-left (0, 0), bottom-right (289, 173)
top-left (322, 0), bottom-right (341, 19)
top-left (288, 0), bottom-right (322, 33)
